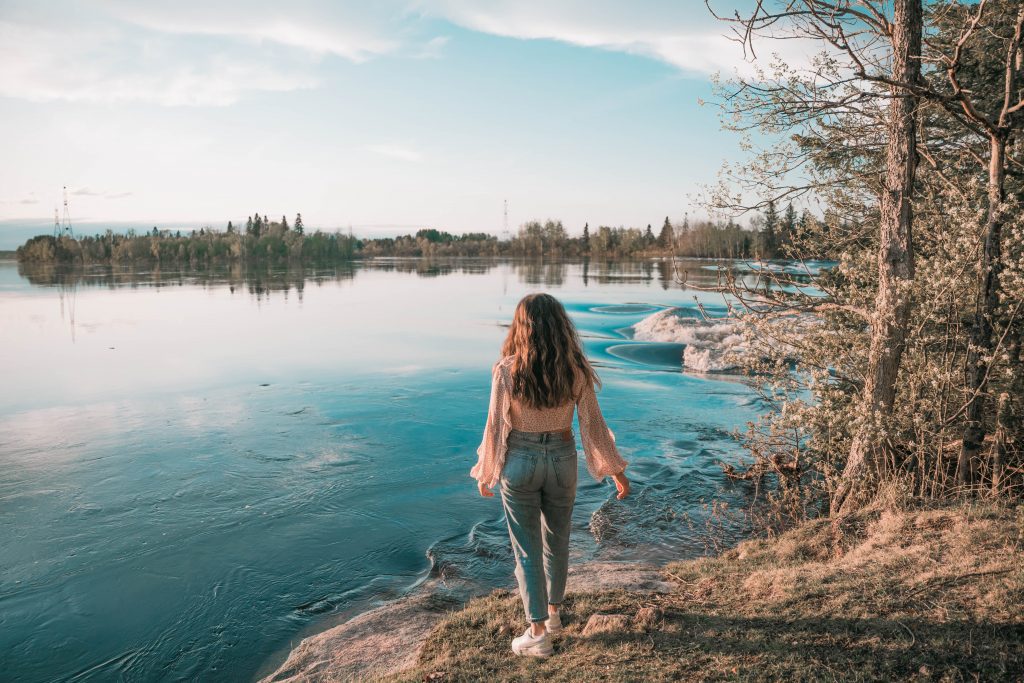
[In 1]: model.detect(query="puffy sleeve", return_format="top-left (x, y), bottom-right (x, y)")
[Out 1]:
top-left (470, 360), bottom-right (512, 489)
top-left (576, 380), bottom-right (628, 481)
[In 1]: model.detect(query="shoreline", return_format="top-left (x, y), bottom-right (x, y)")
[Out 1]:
top-left (258, 503), bottom-right (1023, 682)
top-left (406, 503), bottom-right (1022, 681)
top-left (255, 560), bottom-right (676, 682)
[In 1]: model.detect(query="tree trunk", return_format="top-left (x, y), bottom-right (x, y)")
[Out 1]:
top-left (957, 135), bottom-right (1007, 487)
top-left (991, 392), bottom-right (1010, 494)
top-left (998, 324), bottom-right (1024, 493)
top-left (832, 0), bottom-right (922, 516)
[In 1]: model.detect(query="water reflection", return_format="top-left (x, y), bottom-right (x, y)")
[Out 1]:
top-left (57, 274), bottom-right (78, 342)
top-left (12, 257), bottom-right (823, 359)
top-left (17, 256), bottom-right (722, 294)
top-left (16, 261), bottom-right (356, 299)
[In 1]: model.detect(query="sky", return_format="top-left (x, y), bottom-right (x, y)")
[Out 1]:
top-left (0, 1), bottom-right (781, 246)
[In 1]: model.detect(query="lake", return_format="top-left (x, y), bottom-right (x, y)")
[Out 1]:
top-left (0, 257), bottom-right (775, 681)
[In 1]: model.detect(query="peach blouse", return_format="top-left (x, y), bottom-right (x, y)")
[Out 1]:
top-left (470, 356), bottom-right (628, 488)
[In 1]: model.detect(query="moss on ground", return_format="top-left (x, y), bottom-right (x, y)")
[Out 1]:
top-left (389, 504), bottom-right (1024, 682)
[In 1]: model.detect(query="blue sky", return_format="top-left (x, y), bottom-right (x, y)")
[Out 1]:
top-left (0, 1), bottom-right (782, 245)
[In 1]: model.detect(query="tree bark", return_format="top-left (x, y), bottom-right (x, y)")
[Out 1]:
top-left (957, 135), bottom-right (1007, 487)
top-left (956, 6), bottom-right (1023, 487)
top-left (991, 392), bottom-right (1010, 494)
top-left (832, 0), bottom-right (922, 516)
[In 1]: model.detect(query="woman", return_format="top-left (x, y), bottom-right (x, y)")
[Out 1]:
top-left (471, 293), bottom-right (630, 658)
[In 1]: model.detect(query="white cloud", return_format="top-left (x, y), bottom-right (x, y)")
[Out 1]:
top-left (414, 35), bottom-right (450, 59)
top-left (0, 0), bottom-right (813, 109)
top-left (365, 144), bottom-right (423, 163)
top-left (418, 0), bottom-right (815, 77)
top-left (0, 0), bottom-right (406, 106)
top-left (98, 0), bottom-right (404, 62)
top-left (0, 16), bottom-right (320, 106)
top-left (0, 194), bottom-right (40, 205)
top-left (71, 187), bottom-right (133, 200)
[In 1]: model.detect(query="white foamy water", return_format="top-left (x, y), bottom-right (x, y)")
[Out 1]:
top-left (632, 308), bottom-right (749, 372)
top-left (632, 307), bottom-right (818, 372)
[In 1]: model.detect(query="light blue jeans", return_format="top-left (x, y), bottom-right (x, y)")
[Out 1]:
top-left (499, 428), bottom-right (578, 623)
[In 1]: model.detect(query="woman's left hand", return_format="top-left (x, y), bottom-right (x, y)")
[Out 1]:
top-left (612, 471), bottom-right (630, 500)
top-left (478, 481), bottom-right (494, 498)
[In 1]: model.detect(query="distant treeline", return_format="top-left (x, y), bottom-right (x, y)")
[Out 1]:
top-left (17, 213), bottom-right (355, 266)
top-left (16, 204), bottom-right (824, 265)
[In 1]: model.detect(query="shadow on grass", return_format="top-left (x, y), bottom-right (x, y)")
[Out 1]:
top-left (401, 591), bottom-right (1023, 682)
top-left (575, 609), bottom-right (1023, 680)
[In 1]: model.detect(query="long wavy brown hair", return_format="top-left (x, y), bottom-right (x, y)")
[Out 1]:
top-left (501, 293), bottom-right (600, 409)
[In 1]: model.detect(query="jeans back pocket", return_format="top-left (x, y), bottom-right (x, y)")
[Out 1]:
top-left (550, 444), bottom-right (578, 489)
top-left (501, 451), bottom-right (538, 489)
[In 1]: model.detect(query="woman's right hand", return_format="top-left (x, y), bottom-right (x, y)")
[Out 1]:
top-left (611, 471), bottom-right (630, 500)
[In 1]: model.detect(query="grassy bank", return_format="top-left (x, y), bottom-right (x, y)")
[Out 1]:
top-left (391, 505), bottom-right (1023, 681)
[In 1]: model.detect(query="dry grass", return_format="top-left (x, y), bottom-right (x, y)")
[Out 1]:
top-left (388, 504), bottom-right (1024, 682)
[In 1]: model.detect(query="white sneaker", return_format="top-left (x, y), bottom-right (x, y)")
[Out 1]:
top-left (511, 626), bottom-right (553, 657)
top-left (546, 610), bottom-right (563, 635)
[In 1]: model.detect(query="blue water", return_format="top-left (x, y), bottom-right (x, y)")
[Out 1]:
top-left (0, 257), bottom-right (768, 681)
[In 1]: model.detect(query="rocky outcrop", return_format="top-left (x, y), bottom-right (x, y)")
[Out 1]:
top-left (258, 588), bottom-right (459, 683)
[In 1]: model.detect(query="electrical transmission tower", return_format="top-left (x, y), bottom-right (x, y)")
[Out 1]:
top-left (502, 199), bottom-right (509, 240)
top-left (54, 186), bottom-right (74, 238)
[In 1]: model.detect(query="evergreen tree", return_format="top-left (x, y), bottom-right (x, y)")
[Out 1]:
top-left (295, 213), bottom-right (304, 235)
top-left (246, 216), bottom-right (253, 236)
top-left (644, 223), bottom-right (655, 244)
top-left (281, 215), bottom-right (289, 231)
top-left (762, 201), bottom-right (779, 257)
top-left (796, 210), bottom-right (810, 248)
top-left (782, 202), bottom-right (797, 249)
top-left (227, 221), bottom-right (234, 234)
top-left (581, 223), bottom-right (590, 252)
top-left (657, 216), bottom-right (675, 249)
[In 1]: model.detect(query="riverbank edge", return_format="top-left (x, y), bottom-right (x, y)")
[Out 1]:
top-left (255, 561), bottom-right (676, 682)
top-left (261, 503), bottom-right (1023, 682)
top-left (401, 503), bottom-right (1024, 681)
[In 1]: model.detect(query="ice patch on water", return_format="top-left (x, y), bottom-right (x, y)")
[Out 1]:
top-left (632, 308), bottom-right (748, 372)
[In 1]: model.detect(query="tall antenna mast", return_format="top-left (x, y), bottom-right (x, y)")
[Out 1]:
top-left (59, 186), bottom-right (74, 238)
top-left (502, 199), bottom-right (509, 240)
top-left (53, 206), bottom-right (61, 238)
